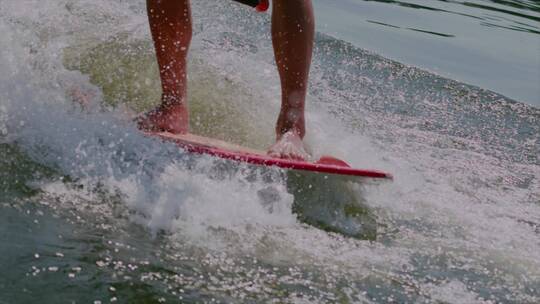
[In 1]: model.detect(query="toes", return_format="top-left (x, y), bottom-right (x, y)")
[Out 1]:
top-left (135, 114), bottom-right (159, 132)
top-left (268, 150), bottom-right (280, 158)
top-left (269, 145), bottom-right (307, 161)
top-left (267, 131), bottom-right (310, 161)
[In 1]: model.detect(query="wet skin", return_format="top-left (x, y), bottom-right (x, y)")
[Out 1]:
top-left (138, 0), bottom-right (314, 160)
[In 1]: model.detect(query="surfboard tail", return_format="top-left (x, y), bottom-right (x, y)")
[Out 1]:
top-left (315, 156), bottom-right (351, 168)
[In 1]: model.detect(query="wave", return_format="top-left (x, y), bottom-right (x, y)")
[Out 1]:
top-left (0, 0), bottom-right (539, 302)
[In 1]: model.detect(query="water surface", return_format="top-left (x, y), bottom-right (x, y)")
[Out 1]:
top-left (315, 0), bottom-right (540, 105)
top-left (0, 0), bottom-right (539, 303)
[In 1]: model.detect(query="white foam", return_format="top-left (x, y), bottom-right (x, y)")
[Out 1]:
top-left (1, 0), bottom-right (539, 301)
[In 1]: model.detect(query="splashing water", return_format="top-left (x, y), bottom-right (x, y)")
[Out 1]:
top-left (0, 0), bottom-right (539, 303)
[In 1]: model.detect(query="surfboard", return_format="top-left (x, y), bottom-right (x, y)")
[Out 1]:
top-left (148, 132), bottom-right (393, 179)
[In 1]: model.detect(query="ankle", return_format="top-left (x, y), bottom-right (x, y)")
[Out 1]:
top-left (276, 110), bottom-right (305, 139)
top-left (276, 125), bottom-right (305, 140)
top-left (161, 93), bottom-right (187, 108)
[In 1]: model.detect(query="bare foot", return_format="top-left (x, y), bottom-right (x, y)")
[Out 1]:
top-left (135, 103), bottom-right (189, 134)
top-left (268, 130), bottom-right (310, 161)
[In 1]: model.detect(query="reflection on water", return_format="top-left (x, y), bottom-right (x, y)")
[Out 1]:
top-left (366, 20), bottom-right (457, 37)
top-left (315, 0), bottom-right (540, 105)
top-left (363, 0), bottom-right (540, 34)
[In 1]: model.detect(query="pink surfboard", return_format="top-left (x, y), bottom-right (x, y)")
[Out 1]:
top-left (148, 132), bottom-right (393, 179)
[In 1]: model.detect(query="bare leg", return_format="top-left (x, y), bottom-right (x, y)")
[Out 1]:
top-left (137, 0), bottom-right (192, 134)
top-left (268, 0), bottom-right (314, 160)
top-left (139, 0), bottom-right (314, 160)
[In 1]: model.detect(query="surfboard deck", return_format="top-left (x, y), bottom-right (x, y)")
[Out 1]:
top-left (148, 132), bottom-right (392, 179)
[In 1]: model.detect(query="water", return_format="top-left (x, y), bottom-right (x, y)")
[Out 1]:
top-left (315, 0), bottom-right (540, 106)
top-left (0, 0), bottom-right (539, 303)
